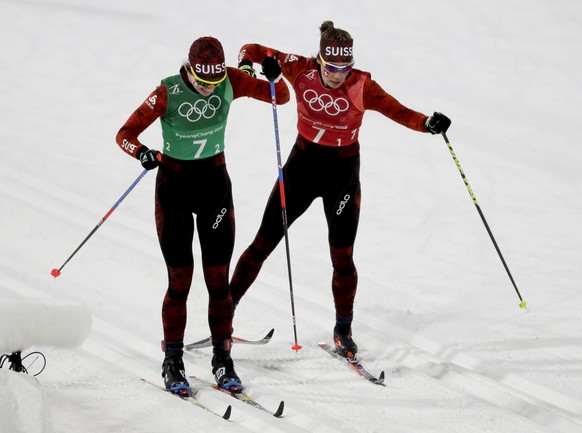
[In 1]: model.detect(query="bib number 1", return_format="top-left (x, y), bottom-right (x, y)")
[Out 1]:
top-left (311, 126), bottom-right (359, 146)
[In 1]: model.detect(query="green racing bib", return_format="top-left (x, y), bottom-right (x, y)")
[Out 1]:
top-left (160, 74), bottom-right (234, 160)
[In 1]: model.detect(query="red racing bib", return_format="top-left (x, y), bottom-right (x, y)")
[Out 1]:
top-left (294, 69), bottom-right (367, 147)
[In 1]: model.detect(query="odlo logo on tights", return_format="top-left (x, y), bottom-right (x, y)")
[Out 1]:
top-left (212, 208), bottom-right (228, 229)
top-left (336, 194), bottom-right (351, 215)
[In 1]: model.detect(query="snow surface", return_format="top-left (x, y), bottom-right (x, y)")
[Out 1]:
top-left (1, 0), bottom-right (582, 432)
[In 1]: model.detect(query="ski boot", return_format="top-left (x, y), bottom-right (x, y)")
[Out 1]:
top-left (212, 339), bottom-right (243, 392)
top-left (333, 325), bottom-right (358, 358)
top-left (161, 342), bottom-right (190, 395)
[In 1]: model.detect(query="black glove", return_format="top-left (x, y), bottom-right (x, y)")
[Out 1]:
top-left (137, 147), bottom-right (160, 170)
top-left (238, 59), bottom-right (256, 78)
top-left (425, 112), bottom-right (451, 135)
top-left (261, 55), bottom-right (282, 83)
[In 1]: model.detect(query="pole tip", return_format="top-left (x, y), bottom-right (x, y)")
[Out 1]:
top-left (291, 344), bottom-right (303, 352)
top-left (519, 300), bottom-right (527, 310)
top-left (50, 268), bottom-right (61, 278)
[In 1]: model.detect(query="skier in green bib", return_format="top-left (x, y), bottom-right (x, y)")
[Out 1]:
top-left (116, 36), bottom-right (289, 393)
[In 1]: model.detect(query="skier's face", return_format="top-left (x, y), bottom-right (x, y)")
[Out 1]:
top-left (317, 55), bottom-right (353, 89)
top-left (191, 78), bottom-right (217, 96)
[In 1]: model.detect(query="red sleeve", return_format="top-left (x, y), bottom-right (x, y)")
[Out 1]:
top-left (228, 66), bottom-right (289, 104)
top-left (363, 78), bottom-right (429, 133)
top-left (115, 84), bottom-right (168, 158)
top-left (238, 43), bottom-right (309, 86)
top-left (238, 43), bottom-right (273, 64)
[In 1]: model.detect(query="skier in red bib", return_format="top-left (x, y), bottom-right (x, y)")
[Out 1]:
top-left (230, 21), bottom-right (451, 357)
top-left (116, 36), bottom-right (289, 393)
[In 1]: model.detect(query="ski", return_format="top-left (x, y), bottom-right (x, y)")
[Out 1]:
top-left (190, 375), bottom-right (285, 417)
top-left (319, 342), bottom-right (386, 386)
top-left (141, 378), bottom-right (232, 419)
top-left (185, 328), bottom-right (275, 350)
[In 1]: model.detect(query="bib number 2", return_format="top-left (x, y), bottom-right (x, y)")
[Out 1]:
top-left (192, 139), bottom-right (221, 159)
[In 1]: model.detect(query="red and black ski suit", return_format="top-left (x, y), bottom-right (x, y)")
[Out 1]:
top-left (116, 66), bottom-right (289, 345)
top-left (230, 44), bottom-right (430, 324)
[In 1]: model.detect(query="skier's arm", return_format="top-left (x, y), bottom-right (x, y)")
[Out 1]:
top-left (116, 85), bottom-right (168, 159)
top-left (362, 78), bottom-right (429, 133)
top-left (238, 43), bottom-right (308, 85)
top-left (229, 66), bottom-right (290, 104)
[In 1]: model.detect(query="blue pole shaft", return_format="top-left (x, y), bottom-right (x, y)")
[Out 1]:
top-left (51, 169), bottom-right (149, 277)
top-left (269, 81), bottom-right (302, 350)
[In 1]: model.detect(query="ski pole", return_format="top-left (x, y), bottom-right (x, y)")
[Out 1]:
top-left (51, 169), bottom-right (149, 278)
top-left (269, 80), bottom-right (302, 351)
top-left (442, 133), bottom-right (527, 309)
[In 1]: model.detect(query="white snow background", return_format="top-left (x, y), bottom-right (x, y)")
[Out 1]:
top-left (1, 0), bottom-right (582, 432)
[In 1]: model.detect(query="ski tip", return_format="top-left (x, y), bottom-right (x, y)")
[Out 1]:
top-left (376, 371), bottom-right (386, 386)
top-left (274, 400), bottom-right (285, 418)
top-left (223, 405), bottom-right (232, 420)
top-left (266, 328), bottom-right (275, 339)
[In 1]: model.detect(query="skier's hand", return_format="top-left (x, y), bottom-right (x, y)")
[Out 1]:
top-left (137, 147), bottom-right (161, 170)
top-left (425, 112), bottom-right (451, 135)
top-left (261, 55), bottom-right (282, 83)
top-left (238, 59), bottom-right (256, 78)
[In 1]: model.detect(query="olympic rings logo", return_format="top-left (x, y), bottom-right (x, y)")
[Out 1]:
top-left (178, 96), bottom-right (222, 122)
top-left (303, 89), bottom-right (349, 116)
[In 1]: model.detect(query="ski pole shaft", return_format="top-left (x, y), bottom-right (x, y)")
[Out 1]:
top-left (442, 133), bottom-right (526, 309)
top-left (269, 81), bottom-right (302, 351)
top-left (51, 169), bottom-right (149, 277)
